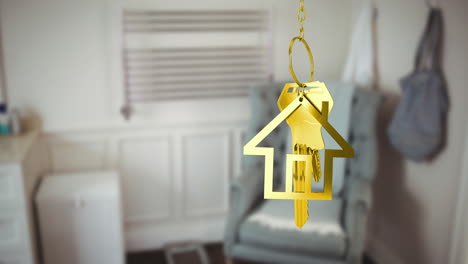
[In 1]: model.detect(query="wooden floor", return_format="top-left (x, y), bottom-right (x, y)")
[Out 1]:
top-left (127, 243), bottom-right (377, 264)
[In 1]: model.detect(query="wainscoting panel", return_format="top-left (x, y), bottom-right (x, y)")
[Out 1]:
top-left (45, 122), bottom-right (247, 251)
top-left (118, 136), bottom-right (172, 224)
top-left (182, 131), bottom-right (230, 218)
top-left (49, 139), bottom-right (107, 173)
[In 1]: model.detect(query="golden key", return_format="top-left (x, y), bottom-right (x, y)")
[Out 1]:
top-left (278, 83), bottom-right (334, 228)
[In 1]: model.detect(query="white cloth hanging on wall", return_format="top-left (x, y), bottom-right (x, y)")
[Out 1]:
top-left (342, 0), bottom-right (378, 89)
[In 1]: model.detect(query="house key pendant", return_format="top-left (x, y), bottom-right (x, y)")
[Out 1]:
top-left (243, 0), bottom-right (354, 229)
top-left (243, 42), bottom-right (354, 228)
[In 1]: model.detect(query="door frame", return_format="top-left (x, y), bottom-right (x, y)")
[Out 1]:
top-left (449, 121), bottom-right (468, 264)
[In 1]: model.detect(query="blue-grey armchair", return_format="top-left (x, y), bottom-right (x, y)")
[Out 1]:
top-left (224, 83), bottom-right (383, 264)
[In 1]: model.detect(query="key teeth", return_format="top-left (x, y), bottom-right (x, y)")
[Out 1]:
top-left (309, 147), bottom-right (322, 182)
top-left (314, 174), bottom-right (321, 182)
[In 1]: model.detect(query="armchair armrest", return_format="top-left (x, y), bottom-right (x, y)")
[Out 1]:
top-left (344, 178), bottom-right (372, 264)
top-left (224, 166), bottom-right (264, 255)
top-left (346, 178), bottom-right (372, 209)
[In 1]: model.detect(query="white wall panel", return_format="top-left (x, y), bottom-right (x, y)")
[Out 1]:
top-left (50, 141), bottom-right (107, 173)
top-left (119, 136), bottom-right (172, 223)
top-left (43, 124), bottom-right (244, 251)
top-left (182, 132), bottom-right (230, 217)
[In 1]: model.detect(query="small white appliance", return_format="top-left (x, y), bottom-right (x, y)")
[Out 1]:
top-left (36, 171), bottom-right (124, 264)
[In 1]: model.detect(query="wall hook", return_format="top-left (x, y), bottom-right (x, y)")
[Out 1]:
top-left (425, 0), bottom-right (440, 8)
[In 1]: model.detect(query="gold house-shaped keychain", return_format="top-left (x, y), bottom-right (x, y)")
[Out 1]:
top-left (244, 0), bottom-right (354, 228)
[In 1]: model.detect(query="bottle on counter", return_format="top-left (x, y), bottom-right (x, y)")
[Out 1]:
top-left (0, 103), bottom-right (10, 135)
top-left (9, 108), bottom-right (21, 135)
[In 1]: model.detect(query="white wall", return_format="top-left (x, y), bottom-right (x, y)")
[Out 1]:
top-left (0, 0), bottom-right (110, 130)
top-left (0, 0), bottom-right (351, 132)
top-left (356, 0), bottom-right (468, 263)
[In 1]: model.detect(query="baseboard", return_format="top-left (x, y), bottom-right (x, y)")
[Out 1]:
top-left (125, 217), bottom-right (226, 252)
top-left (366, 237), bottom-right (404, 264)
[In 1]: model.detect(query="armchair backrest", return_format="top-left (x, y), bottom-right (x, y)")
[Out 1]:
top-left (243, 83), bottom-right (290, 187)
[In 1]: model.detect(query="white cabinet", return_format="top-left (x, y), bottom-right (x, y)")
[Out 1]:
top-left (0, 129), bottom-right (43, 264)
top-left (36, 171), bottom-right (124, 264)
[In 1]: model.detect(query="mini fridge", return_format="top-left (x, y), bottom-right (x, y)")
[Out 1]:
top-left (36, 171), bottom-right (124, 264)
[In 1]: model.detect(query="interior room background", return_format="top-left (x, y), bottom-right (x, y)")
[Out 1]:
top-left (0, 0), bottom-right (467, 264)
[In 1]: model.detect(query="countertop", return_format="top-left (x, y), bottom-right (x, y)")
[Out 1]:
top-left (0, 118), bottom-right (40, 163)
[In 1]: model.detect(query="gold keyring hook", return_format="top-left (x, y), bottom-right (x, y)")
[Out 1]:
top-left (288, 36), bottom-right (315, 89)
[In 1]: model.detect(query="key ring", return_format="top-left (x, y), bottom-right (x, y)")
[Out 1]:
top-left (288, 36), bottom-right (315, 89)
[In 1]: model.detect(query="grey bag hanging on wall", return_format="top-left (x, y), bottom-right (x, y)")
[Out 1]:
top-left (387, 8), bottom-right (449, 162)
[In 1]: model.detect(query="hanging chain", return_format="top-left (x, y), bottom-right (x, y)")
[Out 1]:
top-left (297, 0), bottom-right (307, 39)
top-left (289, 0), bottom-right (314, 87)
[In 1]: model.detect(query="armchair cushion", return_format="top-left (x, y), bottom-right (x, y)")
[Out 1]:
top-left (238, 199), bottom-right (346, 258)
